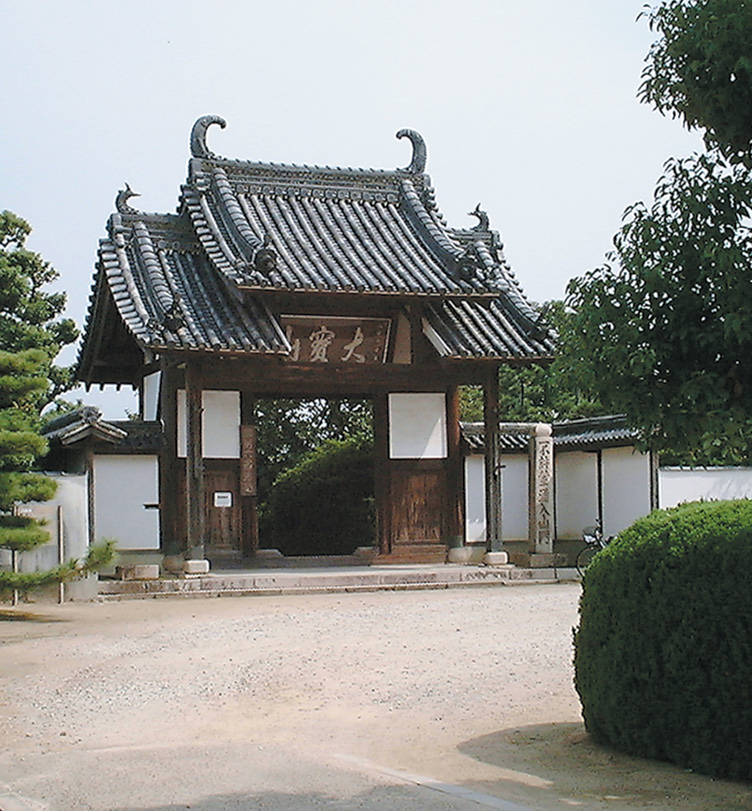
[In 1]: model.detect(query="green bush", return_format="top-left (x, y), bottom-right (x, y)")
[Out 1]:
top-left (260, 438), bottom-right (374, 556)
top-left (574, 500), bottom-right (752, 781)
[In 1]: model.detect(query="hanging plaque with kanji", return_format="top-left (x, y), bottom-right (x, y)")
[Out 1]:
top-left (280, 315), bottom-right (391, 364)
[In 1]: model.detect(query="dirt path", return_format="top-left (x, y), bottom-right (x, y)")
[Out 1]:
top-left (0, 584), bottom-right (750, 810)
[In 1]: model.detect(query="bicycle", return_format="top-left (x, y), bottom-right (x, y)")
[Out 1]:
top-left (575, 519), bottom-right (614, 577)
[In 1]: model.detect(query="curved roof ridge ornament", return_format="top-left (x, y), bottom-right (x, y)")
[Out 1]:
top-left (190, 115), bottom-right (227, 159)
top-left (469, 203), bottom-right (490, 231)
top-left (396, 128), bottom-right (427, 174)
top-left (115, 183), bottom-right (140, 214)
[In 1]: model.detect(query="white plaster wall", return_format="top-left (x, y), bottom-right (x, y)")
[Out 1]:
top-left (465, 456), bottom-right (486, 541)
top-left (555, 451), bottom-right (598, 539)
top-left (388, 393), bottom-right (447, 459)
top-left (464, 454), bottom-right (528, 542)
top-left (143, 371), bottom-right (161, 421)
top-left (501, 455), bottom-right (529, 540)
top-left (602, 447), bottom-right (652, 535)
top-left (177, 389), bottom-right (241, 459)
top-left (659, 467), bottom-right (752, 508)
top-left (94, 455), bottom-right (159, 550)
top-left (0, 474), bottom-right (89, 573)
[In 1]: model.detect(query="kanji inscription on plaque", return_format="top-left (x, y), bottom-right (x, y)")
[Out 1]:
top-left (280, 316), bottom-right (391, 364)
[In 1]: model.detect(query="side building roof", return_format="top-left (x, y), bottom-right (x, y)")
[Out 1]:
top-left (461, 415), bottom-right (640, 454)
top-left (77, 117), bottom-right (554, 386)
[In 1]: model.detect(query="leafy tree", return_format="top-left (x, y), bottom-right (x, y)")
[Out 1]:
top-left (564, 3), bottom-right (752, 463)
top-left (640, 0), bottom-right (752, 166)
top-left (565, 154), bottom-right (752, 462)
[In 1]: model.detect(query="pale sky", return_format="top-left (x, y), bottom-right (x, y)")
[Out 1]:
top-left (1, 0), bottom-right (701, 416)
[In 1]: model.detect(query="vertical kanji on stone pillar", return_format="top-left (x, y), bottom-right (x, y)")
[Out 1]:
top-left (528, 424), bottom-right (554, 555)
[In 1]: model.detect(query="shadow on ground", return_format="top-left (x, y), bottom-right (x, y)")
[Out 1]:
top-left (14, 785), bottom-right (491, 811)
top-left (458, 722), bottom-right (752, 810)
top-left (0, 608), bottom-right (66, 622)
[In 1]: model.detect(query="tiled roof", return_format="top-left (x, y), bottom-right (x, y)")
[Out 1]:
top-left (553, 415), bottom-right (638, 449)
top-left (77, 117), bottom-right (554, 382)
top-left (42, 407), bottom-right (164, 452)
top-left (461, 415), bottom-right (638, 454)
top-left (461, 422), bottom-right (529, 453)
top-left (42, 406), bottom-right (127, 446)
top-left (98, 212), bottom-right (288, 354)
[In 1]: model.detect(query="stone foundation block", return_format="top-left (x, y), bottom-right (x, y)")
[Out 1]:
top-left (183, 559), bottom-right (210, 575)
top-left (483, 551), bottom-right (509, 567)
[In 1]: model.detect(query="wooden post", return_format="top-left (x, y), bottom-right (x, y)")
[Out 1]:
top-left (240, 423), bottom-right (259, 555)
top-left (185, 361), bottom-right (205, 559)
top-left (446, 385), bottom-right (464, 548)
top-left (484, 366), bottom-right (503, 553)
top-left (57, 505), bottom-right (65, 605)
top-left (373, 392), bottom-right (391, 555)
top-left (160, 363), bottom-right (180, 557)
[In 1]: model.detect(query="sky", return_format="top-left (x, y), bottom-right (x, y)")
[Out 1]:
top-left (1, 0), bottom-right (702, 417)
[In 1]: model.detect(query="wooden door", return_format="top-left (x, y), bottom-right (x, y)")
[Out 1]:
top-left (204, 467), bottom-right (242, 555)
top-left (389, 460), bottom-right (448, 546)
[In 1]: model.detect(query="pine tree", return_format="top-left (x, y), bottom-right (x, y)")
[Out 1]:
top-left (0, 211), bottom-right (112, 597)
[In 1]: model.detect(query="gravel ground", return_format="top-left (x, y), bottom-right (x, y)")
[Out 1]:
top-left (0, 583), bottom-right (750, 810)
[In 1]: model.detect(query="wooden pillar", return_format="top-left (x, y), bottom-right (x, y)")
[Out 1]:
top-left (160, 363), bottom-right (180, 557)
top-left (484, 366), bottom-right (503, 553)
top-left (240, 422), bottom-right (259, 556)
top-left (446, 385), bottom-right (464, 547)
top-left (373, 392), bottom-right (391, 555)
top-left (185, 361), bottom-right (205, 559)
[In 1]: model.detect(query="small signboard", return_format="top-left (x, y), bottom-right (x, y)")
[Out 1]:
top-left (280, 315), bottom-right (391, 364)
top-left (213, 491), bottom-right (233, 508)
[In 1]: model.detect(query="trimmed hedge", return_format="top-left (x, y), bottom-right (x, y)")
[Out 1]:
top-left (574, 500), bottom-right (752, 781)
top-left (260, 438), bottom-right (374, 556)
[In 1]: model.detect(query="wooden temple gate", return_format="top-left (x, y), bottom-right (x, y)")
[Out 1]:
top-left (76, 117), bottom-right (554, 565)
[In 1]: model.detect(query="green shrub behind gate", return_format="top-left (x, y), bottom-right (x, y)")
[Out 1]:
top-left (574, 500), bottom-right (752, 780)
top-left (261, 438), bottom-right (374, 556)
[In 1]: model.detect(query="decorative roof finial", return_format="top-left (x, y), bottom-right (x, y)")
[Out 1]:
top-left (252, 232), bottom-right (278, 277)
top-left (469, 203), bottom-right (490, 231)
top-left (115, 183), bottom-right (140, 214)
top-left (161, 295), bottom-right (185, 332)
top-left (396, 129), bottom-right (427, 174)
top-left (190, 115), bottom-right (227, 159)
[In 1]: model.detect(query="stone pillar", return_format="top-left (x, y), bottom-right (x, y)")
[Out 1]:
top-left (528, 423), bottom-right (554, 556)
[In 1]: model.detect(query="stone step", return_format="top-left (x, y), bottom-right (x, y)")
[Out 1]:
top-left (96, 564), bottom-right (576, 600)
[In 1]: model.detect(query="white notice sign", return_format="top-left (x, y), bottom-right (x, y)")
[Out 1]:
top-left (214, 491), bottom-right (233, 508)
